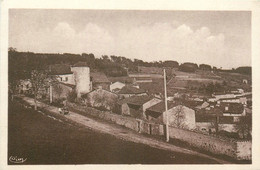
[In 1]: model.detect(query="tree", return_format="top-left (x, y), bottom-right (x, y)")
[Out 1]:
top-left (235, 115), bottom-right (252, 139)
top-left (173, 105), bottom-right (186, 128)
top-left (31, 70), bottom-right (49, 110)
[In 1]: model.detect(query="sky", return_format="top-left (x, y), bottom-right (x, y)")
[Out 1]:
top-left (9, 9), bottom-right (251, 69)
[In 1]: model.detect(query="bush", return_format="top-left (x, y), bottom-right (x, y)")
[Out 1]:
top-left (67, 90), bottom-right (77, 103)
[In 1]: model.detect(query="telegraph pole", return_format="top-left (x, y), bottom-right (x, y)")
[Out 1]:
top-left (49, 83), bottom-right (53, 104)
top-left (164, 69), bottom-right (169, 142)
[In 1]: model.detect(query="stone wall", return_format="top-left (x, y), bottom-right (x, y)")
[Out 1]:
top-left (168, 126), bottom-right (248, 159)
top-left (67, 102), bottom-right (139, 132)
top-left (67, 102), bottom-right (251, 160)
top-left (236, 140), bottom-right (252, 160)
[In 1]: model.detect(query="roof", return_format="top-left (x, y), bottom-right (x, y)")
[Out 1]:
top-left (196, 107), bottom-right (223, 116)
top-left (81, 88), bottom-right (117, 98)
top-left (180, 100), bottom-right (204, 109)
top-left (117, 95), bottom-right (156, 106)
top-left (90, 72), bottom-right (110, 83)
top-left (220, 103), bottom-right (244, 114)
top-left (72, 62), bottom-right (89, 67)
top-left (118, 86), bottom-right (146, 94)
top-left (146, 101), bottom-right (179, 114)
top-left (219, 97), bottom-right (239, 101)
top-left (48, 64), bottom-right (72, 75)
top-left (111, 81), bottom-right (125, 85)
top-left (58, 82), bottom-right (76, 89)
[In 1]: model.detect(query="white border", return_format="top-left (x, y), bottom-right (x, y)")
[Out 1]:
top-left (1, 0), bottom-right (260, 169)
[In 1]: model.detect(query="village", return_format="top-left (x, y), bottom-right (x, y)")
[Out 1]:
top-left (13, 61), bottom-right (252, 161)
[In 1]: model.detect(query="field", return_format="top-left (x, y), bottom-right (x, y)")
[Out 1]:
top-left (8, 100), bottom-right (219, 164)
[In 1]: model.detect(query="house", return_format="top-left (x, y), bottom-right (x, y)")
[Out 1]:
top-left (117, 86), bottom-right (147, 99)
top-left (146, 101), bottom-right (196, 130)
top-left (220, 103), bottom-right (245, 117)
top-left (117, 96), bottom-right (161, 119)
top-left (218, 96), bottom-right (247, 105)
top-left (49, 64), bottom-right (75, 85)
top-left (90, 72), bottom-right (110, 90)
top-left (129, 74), bottom-right (153, 83)
top-left (52, 82), bottom-right (75, 102)
top-left (49, 63), bottom-right (91, 98)
top-left (82, 88), bottom-right (118, 111)
top-left (196, 104), bottom-right (243, 133)
top-left (195, 108), bottom-right (222, 133)
top-left (110, 81), bottom-right (126, 92)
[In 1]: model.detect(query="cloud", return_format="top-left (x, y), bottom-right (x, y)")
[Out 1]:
top-left (116, 23), bottom-right (226, 67)
top-left (11, 22), bottom-right (231, 67)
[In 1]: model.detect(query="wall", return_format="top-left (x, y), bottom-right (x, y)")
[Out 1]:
top-left (67, 102), bottom-right (251, 160)
top-left (196, 122), bottom-right (212, 132)
top-left (236, 141), bottom-right (252, 160)
top-left (164, 105), bottom-right (196, 130)
top-left (71, 66), bottom-right (91, 97)
top-left (57, 74), bottom-right (75, 85)
top-left (85, 89), bottom-right (118, 111)
top-left (168, 126), bottom-right (238, 159)
top-left (67, 102), bottom-right (139, 132)
top-left (218, 124), bottom-right (237, 133)
top-left (121, 103), bottom-right (130, 116)
top-left (93, 82), bottom-right (110, 91)
top-left (52, 83), bottom-right (73, 101)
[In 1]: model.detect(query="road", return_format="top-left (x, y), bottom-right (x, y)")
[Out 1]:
top-left (8, 98), bottom-right (231, 164)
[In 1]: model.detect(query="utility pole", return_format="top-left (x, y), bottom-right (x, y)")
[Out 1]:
top-left (164, 69), bottom-right (169, 142)
top-left (50, 84), bottom-right (53, 104)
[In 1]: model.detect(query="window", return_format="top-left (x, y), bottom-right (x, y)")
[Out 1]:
top-left (60, 77), bottom-right (62, 81)
top-left (65, 77), bottom-right (68, 81)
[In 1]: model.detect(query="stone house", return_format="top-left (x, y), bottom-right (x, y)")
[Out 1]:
top-left (49, 63), bottom-right (91, 98)
top-left (82, 88), bottom-right (118, 111)
top-left (90, 72), bottom-right (110, 90)
top-left (52, 82), bottom-right (75, 102)
top-left (110, 81), bottom-right (126, 92)
top-left (146, 101), bottom-right (196, 130)
top-left (117, 96), bottom-right (161, 119)
top-left (48, 64), bottom-right (75, 85)
top-left (220, 103), bottom-right (245, 117)
top-left (195, 105), bottom-right (245, 134)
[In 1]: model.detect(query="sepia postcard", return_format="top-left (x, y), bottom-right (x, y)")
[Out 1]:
top-left (1, 0), bottom-right (260, 169)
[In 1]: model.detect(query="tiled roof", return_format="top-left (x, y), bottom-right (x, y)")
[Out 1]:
top-left (146, 101), bottom-right (179, 114)
top-left (90, 72), bottom-right (110, 83)
top-left (48, 64), bottom-right (72, 75)
top-left (118, 86), bottom-right (146, 94)
top-left (117, 95), bottom-right (155, 106)
top-left (196, 107), bottom-right (223, 116)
